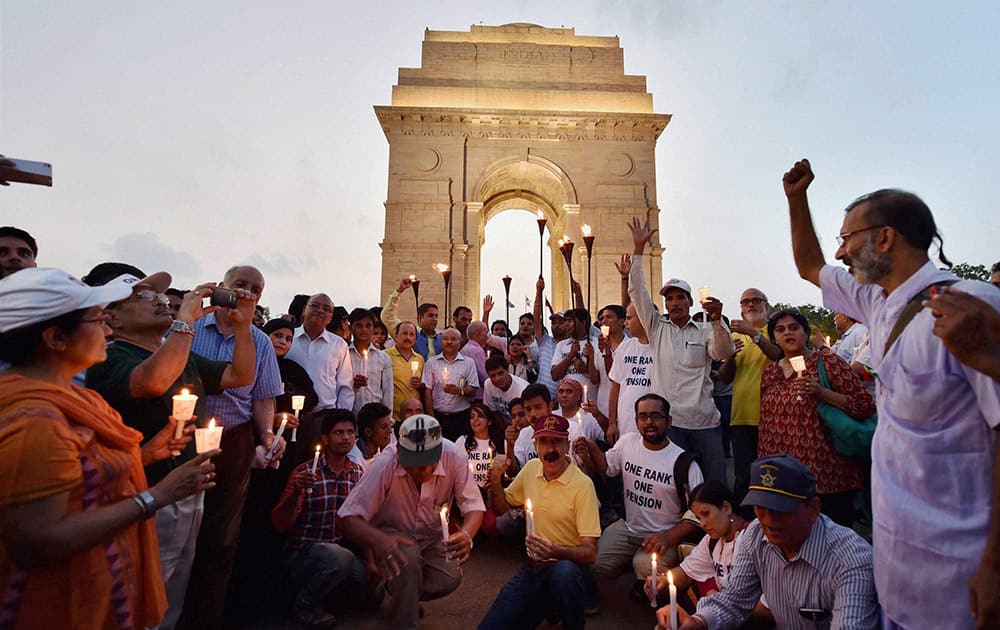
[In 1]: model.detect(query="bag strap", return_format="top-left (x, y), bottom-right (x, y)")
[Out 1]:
top-left (884, 280), bottom-right (957, 355)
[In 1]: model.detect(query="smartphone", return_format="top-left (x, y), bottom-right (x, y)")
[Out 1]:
top-left (209, 288), bottom-right (238, 309)
top-left (0, 157), bottom-right (53, 187)
top-left (798, 608), bottom-right (831, 622)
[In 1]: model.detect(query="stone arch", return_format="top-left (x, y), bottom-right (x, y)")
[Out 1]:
top-left (375, 24), bottom-right (671, 320)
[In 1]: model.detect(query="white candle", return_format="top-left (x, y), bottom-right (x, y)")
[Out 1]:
top-left (194, 418), bottom-right (223, 454)
top-left (440, 505), bottom-right (450, 558)
top-left (650, 553), bottom-right (658, 607)
top-left (290, 395), bottom-right (305, 443)
top-left (698, 286), bottom-right (712, 305)
top-left (443, 366), bottom-right (450, 384)
top-left (825, 335), bottom-right (831, 347)
top-left (363, 349), bottom-right (369, 380)
top-left (307, 444), bottom-right (322, 495)
top-left (525, 498), bottom-right (536, 537)
top-left (583, 384), bottom-right (588, 403)
top-left (789, 354), bottom-right (807, 401)
top-left (171, 388), bottom-right (198, 457)
top-left (267, 414), bottom-right (288, 459)
top-left (411, 360), bottom-right (420, 377)
top-left (668, 569), bottom-right (678, 629)
top-left (600, 325), bottom-right (610, 338)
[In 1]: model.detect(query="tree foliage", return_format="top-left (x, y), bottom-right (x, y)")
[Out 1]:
top-left (770, 302), bottom-right (837, 339)
top-left (951, 262), bottom-right (990, 281)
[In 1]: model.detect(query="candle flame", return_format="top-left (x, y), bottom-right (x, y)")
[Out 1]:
top-left (181, 388), bottom-right (190, 396)
top-left (581, 224), bottom-right (592, 237)
top-left (667, 569), bottom-right (674, 586)
top-left (409, 274), bottom-right (416, 280)
top-left (526, 498), bottom-right (533, 511)
top-left (440, 505), bottom-right (448, 519)
top-left (208, 418), bottom-right (216, 429)
top-left (315, 444), bottom-right (321, 452)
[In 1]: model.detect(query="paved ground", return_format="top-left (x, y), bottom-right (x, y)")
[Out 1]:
top-left (242, 534), bottom-right (663, 629)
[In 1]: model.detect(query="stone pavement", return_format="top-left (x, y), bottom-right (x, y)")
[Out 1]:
top-left (242, 534), bottom-right (663, 629)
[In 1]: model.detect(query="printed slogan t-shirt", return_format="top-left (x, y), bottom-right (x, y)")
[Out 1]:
top-left (604, 433), bottom-right (703, 536)
top-left (459, 435), bottom-right (494, 488)
top-left (608, 337), bottom-right (654, 436)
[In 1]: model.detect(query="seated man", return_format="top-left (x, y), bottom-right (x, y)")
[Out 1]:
top-left (338, 415), bottom-right (483, 629)
top-left (271, 409), bottom-right (378, 628)
top-left (663, 455), bottom-right (880, 629)
top-left (398, 396), bottom-right (424, 422)
top-left (574, 393), bottom-right (702, 598)
top-left (480, 414), bottom-right (601, 630)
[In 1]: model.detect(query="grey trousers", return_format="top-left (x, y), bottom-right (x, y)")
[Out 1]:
top-left (152, 494), bottom-right (203, 630)
top-left (385, 535), bottom-right (463, 629)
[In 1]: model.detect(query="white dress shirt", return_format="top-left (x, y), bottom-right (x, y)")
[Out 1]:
top-left (286, 327), bottom-right (355, 411)
top-left (349, 342), bottom-right (394, 414)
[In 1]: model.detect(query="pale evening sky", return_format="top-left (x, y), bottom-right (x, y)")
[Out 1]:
top-left (2, 1), bottom-right (997, 318)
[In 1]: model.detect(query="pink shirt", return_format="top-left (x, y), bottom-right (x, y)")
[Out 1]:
top-left (337, 440), bottom-right (485, 542)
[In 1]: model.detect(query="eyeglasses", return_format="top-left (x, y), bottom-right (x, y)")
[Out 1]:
top-left (307, 303), bottom-right (334, 313)
top-left (835, 225), bottom-right (885, 247)
top-left (81, 313), bottom-right (112, 326)
top-left (636, 412), bottom-right (667, 422)
top-left (739, 297), bottom-right (765, 306)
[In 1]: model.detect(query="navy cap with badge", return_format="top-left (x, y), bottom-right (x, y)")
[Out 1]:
top-left (741, 454), bottom-right (816, 513)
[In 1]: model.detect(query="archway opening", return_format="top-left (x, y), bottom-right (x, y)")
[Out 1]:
top-left (480, 208), bottom-right (553, 334)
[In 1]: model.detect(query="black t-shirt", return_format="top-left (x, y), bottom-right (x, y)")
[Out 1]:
top-left (86, 340), bottom-right (228, 484)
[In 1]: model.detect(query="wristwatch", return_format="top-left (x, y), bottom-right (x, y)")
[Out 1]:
top-left (752, 332), bottom-right (762, 344)
top-left (133, 490), bottom-right (157, 519)
top-left (170, 319), bottom-right (195, 335)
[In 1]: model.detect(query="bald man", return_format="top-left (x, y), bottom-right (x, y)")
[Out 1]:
top-left (286, 293), bottom-right (355, 411)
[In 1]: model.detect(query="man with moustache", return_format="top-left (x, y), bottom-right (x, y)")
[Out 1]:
top-left (422, 327), bottom-right (478, 440)
top-left (386, 321), bottom-right (424, 419)
top-left (179, 265), bottom-right (285, 629)
top-left (574, 394), bottom-right (702, 594)
top-left (626, 218), bottom-right (736, 484)
top-left (661, 455), bottom-right (879, 629)
top-left (481, 413), bottom-right (601, 630)
top-left (381, 276), bottom-right (443, 359)
top-left (784, 159), bottom-right (1000, 629)
top-left (286, 293), bottom-right (355, 412)
top-left (718, 288), bottom-right (783, 504)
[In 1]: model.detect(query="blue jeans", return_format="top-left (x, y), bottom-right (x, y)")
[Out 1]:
top-left (668, 425), bottom-right (727, 484)
top-left (478, 560), bottom-right (587, 630)
top-left (284, 542), bottom-right (375, 608)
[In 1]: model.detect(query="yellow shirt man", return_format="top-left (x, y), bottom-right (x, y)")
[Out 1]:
top-left (504, 457), bottom-right (601, 547)
top-left (386, 345), bottom-right (424, 419)
top-left (730, 328), bottom-right (770, 427)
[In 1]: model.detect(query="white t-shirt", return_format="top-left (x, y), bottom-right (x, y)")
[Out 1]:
top-left (551, 336), bottom-right (600, 387)
top-left (482, 374), bottom-right (528, 420)
top-left (608, 337), bottom-right (654, 436)
top-left (605, 434), bottom-right (703, 536)
top-left (459, 435), bottom-right (494, 488)
top-left (680, 528), bottom-right (746, 592)
top-left (514, 425), bottom-right (537, 466)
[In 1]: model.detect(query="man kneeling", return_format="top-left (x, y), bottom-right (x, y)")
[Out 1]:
top-left (338, 414), bottom-right (483, 629)
top-left (479, 414), bottom-right (601, 630)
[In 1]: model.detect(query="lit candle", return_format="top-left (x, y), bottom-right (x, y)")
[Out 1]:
top-left (581, 224), bottom-right (592, 237)
top-left (194, 418), bottom-right (224, 454)
top-left (440, 505), bottom-right (450, 558)
top-left (409, 274), bottom-right (416, 281)
top-left (698, 286), bottom-right (712, 305)
top-left (650, 553), bottom-right (658, 607)
top-left (411, 360), bottom-right (420, 378)
top-left (789, 354), bottom-right (807, 401)
top-left (443, 366), bottom-right (449, 384)
top-left (600, 325), bottom-right (610, 338)
top-left (267, 414), bottom-right (288, 459)
top-left (307, 444), bottom-right (321, 495)
top-left (825, 335), bottom-right (831, 347)
top-left (668, 569), bottom-right (678, 629)
top-left (525, 498), bottom-right (536, 537)
top-left (290, 395), bottom-right (305, 443)
top-left (171, 388), bottom-right (198, 456)
top-left (583, 384), bottom-right (588, 403)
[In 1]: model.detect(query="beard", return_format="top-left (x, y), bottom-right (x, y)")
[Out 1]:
top-left (846, 236), bottom-right (892, 284)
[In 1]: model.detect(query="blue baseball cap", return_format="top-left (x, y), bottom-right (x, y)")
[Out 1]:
top-left (741, 454), bottom-right (816, 513)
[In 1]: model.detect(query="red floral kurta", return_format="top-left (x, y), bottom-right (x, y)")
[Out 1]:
top-left (758, 349), bottom-right (875, 494)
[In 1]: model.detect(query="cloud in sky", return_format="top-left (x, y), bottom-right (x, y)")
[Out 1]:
top-left (107, 232), bottom-right (202, 282)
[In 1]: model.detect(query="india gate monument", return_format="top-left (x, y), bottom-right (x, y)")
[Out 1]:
top-left (376, 23), bottom-right (671, 317)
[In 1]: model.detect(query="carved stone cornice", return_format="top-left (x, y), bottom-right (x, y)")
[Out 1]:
top-left (374, 106), bottom-right (671, 143)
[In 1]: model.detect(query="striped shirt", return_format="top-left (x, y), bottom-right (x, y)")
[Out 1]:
top-left (191, 313), bottom-right (283, 429)
top-left (696, 515), bottom-right (879, 629)
top-left (280, 457), bottom-right (363, 550)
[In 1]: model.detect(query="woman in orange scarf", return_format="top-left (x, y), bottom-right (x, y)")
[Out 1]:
top-left (0, 268), bottom-right (219, 629)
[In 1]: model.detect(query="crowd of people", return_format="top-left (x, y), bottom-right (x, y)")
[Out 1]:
top-left (1, 157), bottom-right (999, 630)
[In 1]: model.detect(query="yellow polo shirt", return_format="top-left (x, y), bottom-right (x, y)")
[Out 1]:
top-left (505, 458), bottom-right (601, 547)
top-left (730, 328), bottom-right (771, 427)
top-left (386, 346), bottom-right (424, 419)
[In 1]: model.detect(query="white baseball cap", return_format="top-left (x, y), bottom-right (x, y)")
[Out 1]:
top-left (659, 277), bottom-right (693, 300)
top-left (0, 267), bottom-right (133, 333)
top-left (397, 414), bottom-right (443, 467)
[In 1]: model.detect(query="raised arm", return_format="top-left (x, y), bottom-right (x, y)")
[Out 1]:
top-left (615, 254), bottom-right (632, 308)
top-left (626, 217), bottom-right (661, 335)
top-left (783, 158), bottom-right (825, 287)
top-left (381, 277), bottom-right (411, 341)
